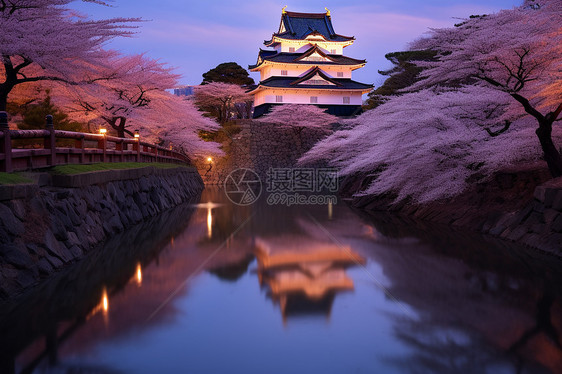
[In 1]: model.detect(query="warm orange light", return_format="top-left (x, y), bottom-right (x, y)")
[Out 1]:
top-left (102, 289), bottom-right (109, 313)
top-left (207, 157), bottom-right (212, 162)
top-left (99, 128), bottom-right (107, 135)
top-left (136, 263), bottom-right (142, 285)
top-left (207, 207), bottom-right (213, 238)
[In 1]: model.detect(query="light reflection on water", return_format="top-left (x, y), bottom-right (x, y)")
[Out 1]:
top-left (1, 187), bottom-right (562, 374)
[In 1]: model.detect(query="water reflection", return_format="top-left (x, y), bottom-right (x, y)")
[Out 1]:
top-left (255, 236), bottom-right (364, 321)
top-left (354, 210), bottom-right (562, 374)
top-left (135, 263), bottom-right (142, 286)
top-left (207, 207), bottom-right (213, 238)
top-left (0, 188), bottom-right (561, 374)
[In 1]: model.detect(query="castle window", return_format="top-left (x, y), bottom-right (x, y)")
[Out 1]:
top-left (331, 49), bottom-right (337, 54)
top-left (337, 72), bottom-right (344, 77)
top-left (276, 95), bottom-right (283, 103)
top-left (343, 96), bottom-right (351, 104)
top-left (281, 70), bottom-right (288, 76)
top-left (289, 47), bottom-right (295, 52)
top-left (310, 96), bottom-right (318, 103)
top-left (301, 79), bottom-right (332, 86)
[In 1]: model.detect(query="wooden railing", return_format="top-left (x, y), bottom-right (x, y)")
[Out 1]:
top-left (0, 112), bottom-right (191, 173)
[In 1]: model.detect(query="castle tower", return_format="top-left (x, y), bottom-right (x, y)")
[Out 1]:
top-left (249, 8), bottom-right (372, 118)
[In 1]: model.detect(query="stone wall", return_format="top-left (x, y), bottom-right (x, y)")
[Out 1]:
top-left (197, 120), bottom-right (329, 185)
top-left (0, 167), bottom-right (204, 299)
top-left (349, 162), bottom-right (562, 256)
top-left (489, 177), bottom-right (562, 254)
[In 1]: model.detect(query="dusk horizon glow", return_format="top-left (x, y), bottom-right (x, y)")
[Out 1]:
top-left (72, 0), bottom-right (522, 87)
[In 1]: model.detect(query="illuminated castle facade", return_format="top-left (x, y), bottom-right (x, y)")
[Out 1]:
top-left (249, 8), bottom-right (372, 117)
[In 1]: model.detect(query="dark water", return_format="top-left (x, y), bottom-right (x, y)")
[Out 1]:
top-left (1, 188), bottom-right (562, 374)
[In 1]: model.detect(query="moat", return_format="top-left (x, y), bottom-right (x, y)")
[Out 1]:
top-left (2, 187), bottom-right (561, 374)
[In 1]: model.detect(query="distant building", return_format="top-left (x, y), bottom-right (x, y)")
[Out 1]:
top-left (173, 86), bottom-right (194, 97)
top-left (248, 7), bottom-right (372, 118)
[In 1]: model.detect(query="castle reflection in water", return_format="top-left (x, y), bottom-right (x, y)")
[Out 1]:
top-left (255, 236), bottom-right (364, 321)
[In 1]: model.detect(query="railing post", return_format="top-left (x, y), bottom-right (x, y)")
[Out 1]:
top-left (97, 134), bottom-right (107, 163)
top-left (75, 135), bottom-right (85, 163)
top-left (116, 139), bottom-right (124, 162)
top-left (44, 115), bottom-right (56, 166)
top-left (0, 112), bottom-right (12, 172)
top-left (133, 141), bottom-right (140, 162)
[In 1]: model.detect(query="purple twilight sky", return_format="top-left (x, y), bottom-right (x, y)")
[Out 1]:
top-left (72, 0), bottom-right (522, 87)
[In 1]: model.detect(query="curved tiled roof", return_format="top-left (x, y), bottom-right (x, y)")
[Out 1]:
top-left (249, 74), bottom-right (372, 92)
top-left (266, 11), bottom-right (354, 44)
top-left (249, 46), bottom-right (366, 70)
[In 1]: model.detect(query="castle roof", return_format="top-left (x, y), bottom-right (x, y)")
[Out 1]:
top-left (249, 46), bottom-right (367, 70)
top-left (265, 10), bottom-right (354, 45)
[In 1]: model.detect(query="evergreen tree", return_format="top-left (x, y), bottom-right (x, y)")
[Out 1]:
top-left (364, 50), bottom-right (437, 110)
top-left (18, 94), bottom-right (83, 132)
top-left (201, 62), bottom-right (254, 86)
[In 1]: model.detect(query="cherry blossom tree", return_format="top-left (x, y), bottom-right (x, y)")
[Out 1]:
top-left (193, 82), bottom-right (252, 123)
top-left (301, 86), bottom-right (562, 203)
top-left (257, 104), bottom-right (338, 155)
top-left (58, 53), bottom-right (179, 137)
top-left (136, 93), bottom-right (223, 157)
top-left (51, 54), bottom-right (222, 157)
top-left (256, 104), bottom-right (337, 131)
top-left (0, 0), bottom-right (137, 111)
top-left (302, 0), bottom-right (562, 203)
top-left (409, 0), bottom-right (562, 177)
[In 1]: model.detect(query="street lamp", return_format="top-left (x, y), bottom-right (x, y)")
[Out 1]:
top-left (134, 129), bottom-right (140, 139)
top-left (99, 127), bottom-right (107, 135)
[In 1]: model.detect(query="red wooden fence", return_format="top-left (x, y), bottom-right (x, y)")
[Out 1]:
top-left (0, 112), bottom-right (191, 173)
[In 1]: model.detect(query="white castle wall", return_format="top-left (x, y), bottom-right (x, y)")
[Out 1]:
top-left (254, 89), bottom-right (363, 106)
top-left (274, 40), bottom-right (345, 55)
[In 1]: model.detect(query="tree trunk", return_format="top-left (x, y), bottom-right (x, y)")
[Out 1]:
top-left (536, 117), bottom-right (562, 178)
top-left (117, 117), bottom-right (127, 138)
top-left (511, 95), bottom-right (562, 178)
top-left (0, 85), bottom-right (10, 112)
top-left (104, 116), bottom-right (129, 138)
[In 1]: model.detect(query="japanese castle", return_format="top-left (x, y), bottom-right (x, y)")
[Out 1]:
top-left (249, 7), bottom-right (372, 118)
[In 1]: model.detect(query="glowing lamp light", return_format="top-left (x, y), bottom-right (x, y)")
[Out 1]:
top-left (207, 207), bottom-right (213, 238)
top-left (169, 145), bottom-right (173, 150)
top-left (136, 263), bottom-right (142, 285)
top-left (134, 130), bottom-right (140, 139)
top-left (207, 157), bottom-right (212, 162)
top-left (102, 289), bottom-right (109, 313)
top-left (99, 127), bottom-right (107, 135)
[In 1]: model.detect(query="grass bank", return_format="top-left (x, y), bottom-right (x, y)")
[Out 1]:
top-left (49, 162), bottom-right (190, 175)
top-left (0, 173), bottom-right (33, 185)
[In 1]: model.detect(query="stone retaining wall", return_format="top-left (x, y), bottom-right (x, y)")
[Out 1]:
top-left (349, 163), bottom-right (562, 256)
top-left (198, 120), bottom-right (329, 185)
top-left (0, 167), bottom-right (204, 299)
top-left (489, 177), bottom-right (562, 254)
